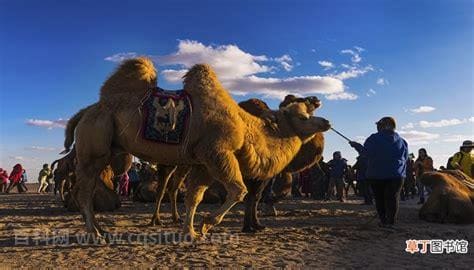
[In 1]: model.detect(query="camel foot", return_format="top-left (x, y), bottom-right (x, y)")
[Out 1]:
top-left (183, 229), bottom-right (201, 242)
top-left (82, 231), bottom-right (108, 245)
top-left (200, 216), bottom-right (216, 235)
top-left (254, 223), bottom-right (266, 231)
top-left (149, 217), bottom-right (163, 226)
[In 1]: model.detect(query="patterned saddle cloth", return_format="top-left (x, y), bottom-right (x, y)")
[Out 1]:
top-left (142, 87), bottom-right (192, 144)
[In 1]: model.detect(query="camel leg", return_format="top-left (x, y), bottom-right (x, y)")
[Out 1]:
top-left (59, 178), bottom-right (66, 201)
top-left (150, 165), bottom-right (177, 226)
top-left (251, 179), bottom-right (268, 231)
top-left (168, 190), bottom-right (180, 223)
top-left (199, 151), bottom-right (248, 235)
top-left (73, 163), bottom-right (105, 238)
top-left (243, 179), bottom-right (258, 233)
top-left (183, 181), bottom-right (209, 240)
top-left (169, 166), bottom-right (191, 223)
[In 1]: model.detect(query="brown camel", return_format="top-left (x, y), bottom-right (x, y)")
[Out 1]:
top-left (144, 95), bottom-right (325, 233)
top-left (419, 170), bottom-right (474, 224)
top-left (66, 57), bottom-right (330, 238)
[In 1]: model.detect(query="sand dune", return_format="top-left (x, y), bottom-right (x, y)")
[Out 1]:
top-left (0, 192), bottom-right (472, 268)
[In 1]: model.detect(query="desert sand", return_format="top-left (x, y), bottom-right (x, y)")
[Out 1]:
top-left (0, 189), bottom-right (472, 269)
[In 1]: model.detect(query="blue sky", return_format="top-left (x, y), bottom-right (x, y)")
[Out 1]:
top-left (1, 0), bottom-right (473, 178)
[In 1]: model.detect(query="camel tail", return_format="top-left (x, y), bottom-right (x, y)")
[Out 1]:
top-left (62, 104), bottom-right (95, 154)
top-left (51, 159), bottom-right (60, 171)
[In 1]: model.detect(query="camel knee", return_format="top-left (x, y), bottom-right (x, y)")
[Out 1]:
top-left (185, 186), bottom-right (208, 206)
top-left (228, 184), bottom-right (248, 202)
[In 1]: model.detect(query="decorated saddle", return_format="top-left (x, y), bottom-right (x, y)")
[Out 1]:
top-left (142, 87), bottom-right (192, 144)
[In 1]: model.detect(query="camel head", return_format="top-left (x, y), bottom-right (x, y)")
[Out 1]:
top-left (280, 99), bottom-right (331, 140)
top-left (280, 95), bottom-right (321, 115)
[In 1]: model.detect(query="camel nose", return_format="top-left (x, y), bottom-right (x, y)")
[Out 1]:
top-left (322, 119), bottom-right (331, 129)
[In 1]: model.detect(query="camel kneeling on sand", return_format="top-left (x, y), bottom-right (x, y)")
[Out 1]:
top-left (419, 170), bottom-right (474, 224)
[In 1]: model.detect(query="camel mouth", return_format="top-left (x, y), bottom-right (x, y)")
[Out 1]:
top-left (317, 118), bottom-right (331, 132)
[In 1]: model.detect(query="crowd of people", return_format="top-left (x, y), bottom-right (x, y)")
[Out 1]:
top-left (290, 117), bottom-right (473, 228)
top-left (0, 161), bottom-right (153, 198)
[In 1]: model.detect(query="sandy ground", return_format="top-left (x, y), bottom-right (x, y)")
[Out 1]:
top-left (0, 189), bottom-right (473, 269)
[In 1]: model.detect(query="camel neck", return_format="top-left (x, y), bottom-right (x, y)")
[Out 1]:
top-left (236, 110), bottom-right (303, 180)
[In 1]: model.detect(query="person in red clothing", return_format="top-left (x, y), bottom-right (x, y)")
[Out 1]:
top-left (6, 164), bottom-right (23, 193)
top-left (0, 168), bottom-right (8, 192)
top-left (119, 172), bottom-right (130, 197)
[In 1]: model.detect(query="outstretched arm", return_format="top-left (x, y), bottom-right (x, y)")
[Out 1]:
top-left (349, 141), bottom-right (366, 155)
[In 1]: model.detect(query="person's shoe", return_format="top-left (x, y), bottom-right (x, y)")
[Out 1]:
top-left (417, 198), bottom-right (425, 205)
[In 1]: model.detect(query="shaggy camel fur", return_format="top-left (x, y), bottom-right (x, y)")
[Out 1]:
top-left (67, 57), bottom-right (330, 238)
top-left (419, 170), bottom-right (474, 224)
top-left (52, 146), bottom-right (122, 211)
top-left (65, 99), bottom-right (324, 231)
top-left (147, 96), bottom-right (325, 233)
top-left (64, 165), bottom-right (121, 212)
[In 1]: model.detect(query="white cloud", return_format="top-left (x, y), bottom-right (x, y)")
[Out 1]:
top-left (161, 69), bottom-right (188, 83)
top-left (402, 122), bottom-right (415, 129)
top-left (410, 106), bottom-right (436, 113)
top-left (225, 75), bottom-right (344, 99)
top-left (366, 88), bottom-right (376, 97)
top-left (325, 92), bottom-right (358, 100)
top-left (376, 78), bottom-right (388, 85)
top-left (341, 48), bottom-right (362, 63)
top-left (318, 60), bottom-right (334, 70)
top-left (155, 40), bottom-right (271, 80)
top-left (419, 118), bottom-right (467, 128)
top-left (354, 135), bottom-right (366, 143)
top-left (26, 146), bottom-right (57, 152)
top-left (274, 54), bottom-right (294, 71)
top-left (332, 65), bottom-right (373, 80)
top-left (106, 40), bottom-right (375, 100)
top-left (104, 52), bottom-right (138, 62)
top-left (9, 156), bottom-right (25, 161)
top-left (442, 134), bottom-right (473, 142)
top-left (26, 119), bottom-right (68, 129)
top-left (399, 130), bottom-right (439, 145)
top-left (469, 117), bottom-right (474, 122)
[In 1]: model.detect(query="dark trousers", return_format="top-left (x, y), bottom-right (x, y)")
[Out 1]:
top-left (360, 180), bottom-right (373, 204)
top-left (129, 181), bottom-right (140, 196)
top-left (370, 178), bottom-right (404, 225)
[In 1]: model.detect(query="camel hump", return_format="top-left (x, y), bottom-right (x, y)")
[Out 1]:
top-left (183, 64), bottom-right (225, 96)
top-left (239, 98), bottom-right (271, 117)
top-left (100, 57), bottom-right (157, 99)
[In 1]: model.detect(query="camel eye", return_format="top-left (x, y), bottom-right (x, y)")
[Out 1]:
top-left (299, 116), bottom-right (309, 121)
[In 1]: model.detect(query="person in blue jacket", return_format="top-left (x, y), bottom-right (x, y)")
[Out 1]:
top-left (349, 117), bottom-right (408, 228)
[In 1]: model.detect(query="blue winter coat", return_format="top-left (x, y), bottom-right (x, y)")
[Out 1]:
top-left (352, 131), bottom-right (408, 180)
